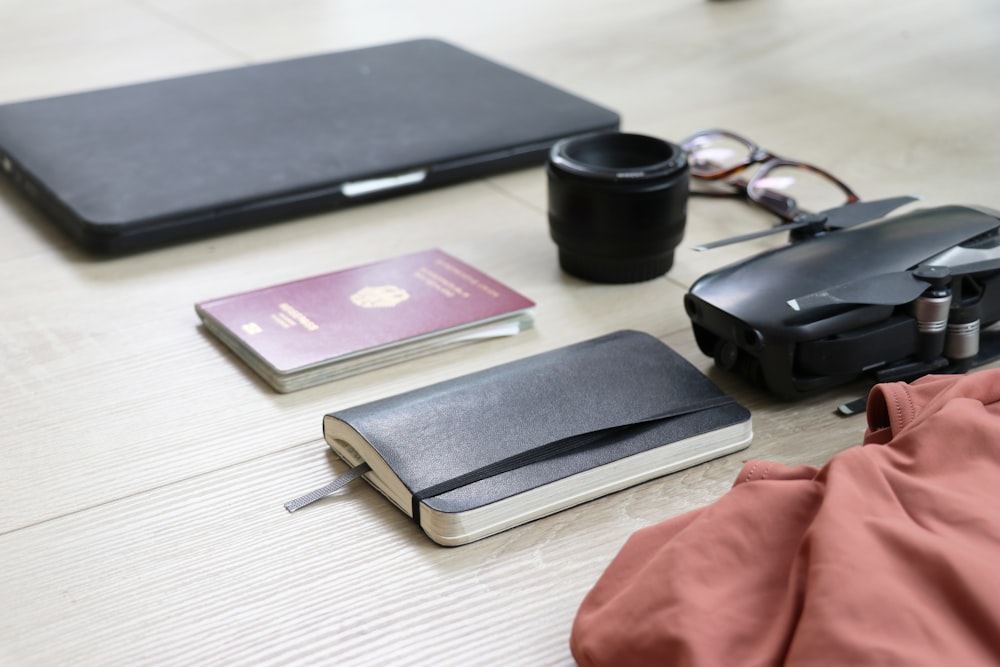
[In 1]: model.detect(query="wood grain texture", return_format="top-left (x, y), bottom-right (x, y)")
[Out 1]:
top-left (2, 0), bottom-right (1000, 664)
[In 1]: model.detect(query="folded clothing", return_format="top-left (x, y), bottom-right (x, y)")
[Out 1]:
top-left (571, 370), bottom-right (1000, 667)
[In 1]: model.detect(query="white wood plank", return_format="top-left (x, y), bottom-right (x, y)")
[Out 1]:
top-left (3, 0), bottom-right (1000, 663)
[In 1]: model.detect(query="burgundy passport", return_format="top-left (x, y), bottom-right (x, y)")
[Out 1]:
top-left (196, 249), bottom-right (535, 391)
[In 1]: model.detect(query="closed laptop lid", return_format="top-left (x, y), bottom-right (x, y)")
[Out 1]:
top-left (0, 39), bottom-right (619, 252)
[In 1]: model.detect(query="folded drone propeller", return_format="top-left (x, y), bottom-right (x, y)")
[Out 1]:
top-left (694, 195), bottom-right (920, 251)
top-left (787, 257), bottom-right (1000, 311)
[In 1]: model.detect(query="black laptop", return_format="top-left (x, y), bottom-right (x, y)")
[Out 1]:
top-left (0, 39), bottom-right (618, 253)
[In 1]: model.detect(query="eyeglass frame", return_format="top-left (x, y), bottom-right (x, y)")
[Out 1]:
top-left (680, 129), bottom-right (861, 222)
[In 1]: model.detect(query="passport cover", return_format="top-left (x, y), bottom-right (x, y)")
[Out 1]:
top-left (196, 249), bottom-right (535, 390)
top-left (320, 330), bottom-right (753, 545)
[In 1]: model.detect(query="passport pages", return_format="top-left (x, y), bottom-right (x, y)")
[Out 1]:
top-left (196, 249), bottom-right (535, 391)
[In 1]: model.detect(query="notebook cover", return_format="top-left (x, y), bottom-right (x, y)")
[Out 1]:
top-left (328, 330), bottom-right (751, 515)
top-left (195, 248), bottom-right (534, 374)
top-left (0, 38), bottom-right (620, 252)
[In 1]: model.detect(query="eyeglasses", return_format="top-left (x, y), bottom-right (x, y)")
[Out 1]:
top-left (680, 129), bottom-right (860, 222)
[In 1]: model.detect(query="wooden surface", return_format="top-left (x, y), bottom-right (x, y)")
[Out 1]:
top-left (2, 1), bottom-right (999, 664)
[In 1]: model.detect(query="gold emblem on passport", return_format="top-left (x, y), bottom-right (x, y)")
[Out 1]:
top-left (350, 285), bottom-right (410, 308)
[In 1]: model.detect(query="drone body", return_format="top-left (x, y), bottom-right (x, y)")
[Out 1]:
top-left (684, 204), bottom-right (1000, 399)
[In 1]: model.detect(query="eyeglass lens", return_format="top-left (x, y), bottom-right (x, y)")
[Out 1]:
top-left (685, 133), bottom-right (757, 179)
top-left (748, 162), bottom-right (854, 215)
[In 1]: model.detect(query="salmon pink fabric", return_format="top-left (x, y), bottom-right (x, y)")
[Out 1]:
top-left (571, 370), bottom-right (1000, 666)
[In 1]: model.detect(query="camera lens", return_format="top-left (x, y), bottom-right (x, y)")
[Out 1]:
top-left (547, 132), bottom-right (689, 283)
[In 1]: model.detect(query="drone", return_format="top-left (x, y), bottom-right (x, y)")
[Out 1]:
top-left (683, 196), bottom-right (1000, 402)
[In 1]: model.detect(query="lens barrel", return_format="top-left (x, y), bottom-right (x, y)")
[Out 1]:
top-left (547, 132), bottom-right (689, 283)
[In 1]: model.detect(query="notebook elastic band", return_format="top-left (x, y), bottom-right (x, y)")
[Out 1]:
top-left (409, 395), bottom-right (736, 523)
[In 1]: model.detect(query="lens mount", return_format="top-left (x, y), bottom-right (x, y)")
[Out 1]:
top-left (547, 132), bottom-right (690, 283)
top-left (549, 132), bottom-right (688, 182)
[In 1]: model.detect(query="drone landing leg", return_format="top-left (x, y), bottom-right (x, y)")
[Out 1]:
top-left (873, 357), bottom-right (950, 384)
top-left (837, 329), bottom-right (1000, 416)
top-left (836, 357), bottom-right (950, 417)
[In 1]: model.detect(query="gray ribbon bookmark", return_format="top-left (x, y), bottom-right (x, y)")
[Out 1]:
top-left (284, 462), bottom-right (372, 513)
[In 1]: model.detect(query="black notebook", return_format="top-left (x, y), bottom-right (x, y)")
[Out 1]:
top-left (286, 330), bottom-right (752, 546)
top-left (0, 39), bottom-right (619, 253)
